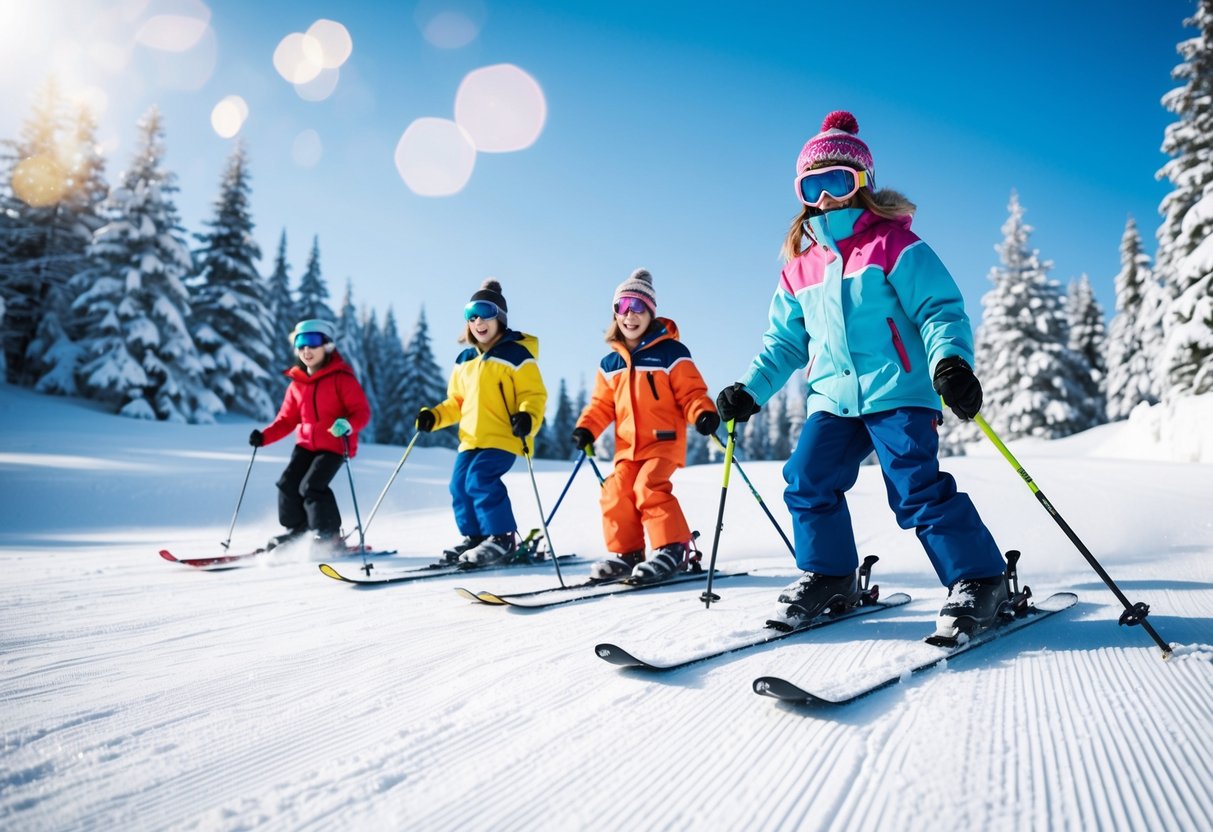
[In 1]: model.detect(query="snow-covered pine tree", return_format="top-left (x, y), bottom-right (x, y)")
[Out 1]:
top-left (402, 307), bottom-right (455, 448)
top-left (739, 403), bottom-right (771, 460)
top-left (1155, 0), bottom-right (1213, 399)
top-left (685, 433), bottom-right (711, 465)
top-left (768, 387), bottom-right (792, 459)
top-left (263, 229), bottom-right (297, 389)
top-left (1105, 217), bottom-right (1162, 419)
top-left (366, 309), bottom-right (406, 445)
top-left (784, 374), bottom-right (806, 451)
top-left (543, 379), bottom-right (578, 460)
top-left (1065, 274), bottom-right (1108, 427)
top-left (31, 103), bottom-right (109, 396)
top-left (71, 107), bottom-right (220, 422)
top-left (0, 80), bottom-right (101, 387)
top-left (333, 283), bottom-right (377, 441)
top-left (295, 235), bottom-right (335, 323)
top-left (966, 192), bottom-right (1102, 440)
top-left (189, 142), bottom-right (275, 420)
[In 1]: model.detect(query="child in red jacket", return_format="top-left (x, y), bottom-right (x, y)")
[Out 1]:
top-left (571, 269), bottom-right (719, 583)
top-left (249, 319), bottom-right (371, 553)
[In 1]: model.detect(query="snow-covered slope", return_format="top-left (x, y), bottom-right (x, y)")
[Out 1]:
top-left (2, 385), bottom-right (1211, 831)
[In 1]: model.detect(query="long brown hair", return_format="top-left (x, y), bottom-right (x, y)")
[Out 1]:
top-left (779, 187), bottom-right (917, 263)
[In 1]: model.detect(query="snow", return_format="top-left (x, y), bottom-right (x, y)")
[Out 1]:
top-left (1, 383), bottom-right (1212, 830)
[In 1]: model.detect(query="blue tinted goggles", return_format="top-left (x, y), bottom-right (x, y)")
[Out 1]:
top-left (464, 300), bottom-right (501, 321)
top-left (294, 331), bottom-right (329, 349)
top-left (795, 165), bottom-right (871, 207)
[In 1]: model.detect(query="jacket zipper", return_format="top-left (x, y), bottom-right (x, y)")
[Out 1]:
top-left (646, 372), bottom-right (660, 400)
top-left (887, 318), bottom-right (912, 372)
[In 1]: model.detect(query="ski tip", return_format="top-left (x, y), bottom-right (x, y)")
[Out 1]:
top-left (453, 587), bottom-right (483, 602)
top-left (475, 592), bottom-right (509, 605)
top-left (159, 550), bottom-right (179, 563)
top-left (318, 563), bottom-right (349, 582)
top-left (593, 643), bottom-right (645, 667)
top-left (752, 676), bottom-right (816, 703)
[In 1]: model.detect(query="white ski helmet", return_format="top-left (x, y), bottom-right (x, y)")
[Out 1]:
top-left (289, 319), bottom-right (337, 352)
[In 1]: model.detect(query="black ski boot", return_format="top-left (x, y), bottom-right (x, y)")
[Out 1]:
top-left (767, 571), bottom-right (859, 632)
top-left (443, 535), bottom-right (486, 563)
top-left (931, 574), bottom-right (1010, 641)
top-left (266, 527), bottom-right (306, 551)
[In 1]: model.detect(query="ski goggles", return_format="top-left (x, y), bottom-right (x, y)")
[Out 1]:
top-left (464, 299), bottom-right (501, 321)
top-left (294, 331), bottom-right (330, 349)
top-left (613, 297), bottom-right (650, 316)
top-left (795, 165), bottom-right (871, 207)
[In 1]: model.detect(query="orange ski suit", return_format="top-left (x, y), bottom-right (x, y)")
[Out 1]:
top-left (575, 318), bottom-right (715, 553)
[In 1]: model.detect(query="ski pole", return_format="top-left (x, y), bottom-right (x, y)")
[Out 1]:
top-left (972, 412), bottom-right (1171, 657)
top-left (340, 435), bottom-right (369, 568)
top-left (711, 433), bottom-right (795, 556)
top-left (701, 420), bottom-right (738, 608)
top-left (543, 449), bottom-right (587, 527)
top-left (347, 430), bottom-right (420, 543)
top-left (521, 438), bottom-right (566, 587)
top-left (221, 445), bottom-right (258, 551)
top-left (583, 447), bottom-right (607, 486)
top-left (501, 382), bottom-right (565, 587)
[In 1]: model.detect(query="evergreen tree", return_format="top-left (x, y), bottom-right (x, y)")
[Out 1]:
top-left (71, 107), bottom-right (220, 422)
top-left (965, 192), bottom-right (1101, 440)
top-left (1156, 0), bottom-right (1213, 399)
top-left (0, 80), bottom-right (102, 387)
top-left (369, 309), bottom-right (408, 445)
top-left (767, 387), bottom-right (792, 459)
top-left (1065, 274), bottom-right (1108, 428)
top-left (1105, 217), bottom-right (1163, 419)
top-left (190, 142), bottom-right (275, 420)
top-left (263, 229), bottom-right (297, 389)
top-left (295, 235), bottom-right (334, 323)
top-left (402, 307), bottom-right (455, 448)
top-left (334, 283), bottom-right (377, 442)
top-left (739, 404), bottom-right (771, 460)
top-left (785, 375), bottom-right (807, 451)
top-left (544, 379), bottom-right (578, 460)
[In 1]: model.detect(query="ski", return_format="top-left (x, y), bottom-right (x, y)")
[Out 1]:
top-left (752, 590), bottom-right (1078, 706)
top-left (457, 567), bottom-right (748, 609)
top-left (318, 554), bottom-right (582, 585)
top-left (160, 545), bottom-right (397, 569)
top-left (595, 591), bottom-right (911, 671)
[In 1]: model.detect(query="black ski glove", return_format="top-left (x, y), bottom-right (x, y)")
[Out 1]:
top-left (248, 429), bottom-right (264, 447)
top-left (416, 408), bottom-right (436, 433)
top-left (571, 426), bottom-right (595, 450)
top-left (716, 383), bottom-right (759, 423)
top-left (695, 411), bottom-right (721, 436)
top-left (933, 356), bottom-right (983, 421)
top-left (510, 412), bottom-right (532, 438)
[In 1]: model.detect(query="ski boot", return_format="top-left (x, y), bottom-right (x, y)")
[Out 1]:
top-left (459, 533), bottom-right (517, 566)
top-left (926, 551), bottom-right (1028, 647)
top-left (443, 535), bottom-right (486, 564)
top-left (590, 551), bottom-right (644, 582)
top-left (630, 542), bottom-right (688, 585)
top-left (266, 527), bottom-right (306, 551)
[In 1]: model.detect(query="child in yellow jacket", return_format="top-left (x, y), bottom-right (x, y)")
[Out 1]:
top-left (571, 268), bottom-right (719, 583)
top-left (416, 280), bottom-right (547, 565)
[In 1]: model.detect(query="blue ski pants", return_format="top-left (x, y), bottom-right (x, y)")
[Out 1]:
top-left (782, 408), bottom-right (1005, 586)
top-left (450, 448), bottom-right (518, 537)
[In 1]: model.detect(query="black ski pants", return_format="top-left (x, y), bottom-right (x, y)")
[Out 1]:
top-left (277, 446), bottom-right (344, 534)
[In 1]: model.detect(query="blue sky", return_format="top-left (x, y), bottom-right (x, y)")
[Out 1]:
top-left (0, 0), bottom-right (1194, 406)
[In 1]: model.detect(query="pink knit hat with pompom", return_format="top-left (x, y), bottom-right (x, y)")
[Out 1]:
top-left (796, 111), bottom-right (875, 184)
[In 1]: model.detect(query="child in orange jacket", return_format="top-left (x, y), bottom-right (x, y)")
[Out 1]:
top-left (571, 268), bottom-right (719, 583)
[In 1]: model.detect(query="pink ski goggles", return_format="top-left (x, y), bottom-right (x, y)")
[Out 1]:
top-left (614, 297), bottom-right (650, 316)
top-left (795, 165), bottom-right (871, 207)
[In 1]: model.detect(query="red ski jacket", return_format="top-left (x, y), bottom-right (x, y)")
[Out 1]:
top-left (261, 351), bottom-right (371, 457)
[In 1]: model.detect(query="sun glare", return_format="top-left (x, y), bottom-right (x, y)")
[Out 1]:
top-left (454, 64), bottom-right (546, 153)
top-left (394, 118), bottom-right (476, 197)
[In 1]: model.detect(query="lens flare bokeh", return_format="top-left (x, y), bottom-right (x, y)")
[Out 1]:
top-left (454, 64), bottom-right (546, 153)
top-left (210, 95), bottom-right (248, 138)
top-left (12, 156), bottom-right (70, 208)
top-left (394, 118), bottom-right (476, 197)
